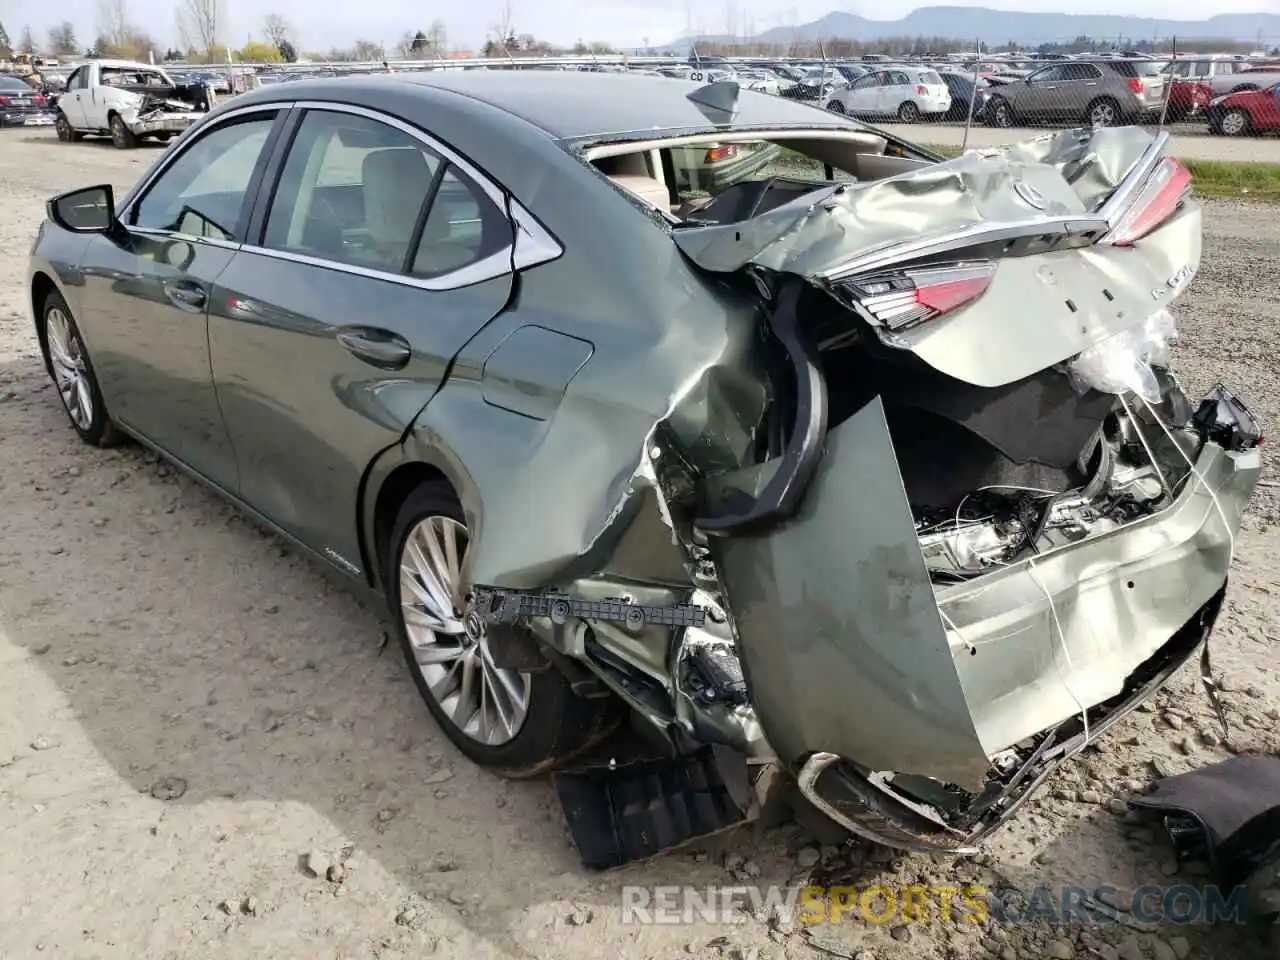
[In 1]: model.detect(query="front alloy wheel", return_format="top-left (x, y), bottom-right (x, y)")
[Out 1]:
top-left (386, 482), bottom-right (618, 776)
top-left (40, 292), bottom-right (121, 447)
top-left (1219, 109), bottom-right (1250, 137)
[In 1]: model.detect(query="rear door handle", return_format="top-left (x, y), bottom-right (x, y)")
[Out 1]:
top-left (164, 278), bottom-right (207, 311)
top-left (336, 327), bottom-right (412, 370)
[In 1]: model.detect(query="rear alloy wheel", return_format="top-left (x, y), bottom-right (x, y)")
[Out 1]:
top-left (1087, 98), bottom-right (1120, 128)
top-left (826, 100), bottom-right (846, 114)
top-left (897, 101), bottom-right (921, 123)
top-left (109, 114), bottom-right (137, 149)
top-left (40, 292), bottom-right (122, 447)
top-left (387, 482), bottom-right (617, 776)
top-left (988, 97), bottom-right (1013, 128)
top-left (1219, 108), bottom-right (1250, 137)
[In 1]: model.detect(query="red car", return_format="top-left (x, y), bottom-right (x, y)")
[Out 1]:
top-left (1207, 82), bottom-right (1280, 136)
top-left (1163, 78), bottom-right (1213, 123)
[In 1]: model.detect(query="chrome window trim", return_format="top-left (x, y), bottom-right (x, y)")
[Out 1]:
top-left (115, 97), bottom-right (564, 292)
top-left (131, 225), bottom-right (242, 251)
top-left (116, 102), bottom-right (288, 218)
top-left (509, 199), bottom-right (564, 271)
top-left (237, 243), bottom-right (515, 291)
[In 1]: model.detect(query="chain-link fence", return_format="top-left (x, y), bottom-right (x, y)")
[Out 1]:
top-left (44, 43), bottom-right (1280, 159)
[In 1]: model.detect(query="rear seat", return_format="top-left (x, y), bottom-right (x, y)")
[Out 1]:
top-left (596, 155), bottom-right (672, 212)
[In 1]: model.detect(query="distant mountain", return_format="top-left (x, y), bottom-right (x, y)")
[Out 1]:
top-left (661, 7), bottom-right (1280, 52)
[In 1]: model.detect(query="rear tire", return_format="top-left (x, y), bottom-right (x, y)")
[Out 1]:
top-left (897, 101), bottom-right (921, 123)
top-left (109, 113), bottom-right (137, 149)
top-left (826, 100), bottom-right (845, 114)
top-left (38, 290), bottom-right (124, 448)
top-left (988, 97), bottom-right (1013, 128)
top-left (1086, 97), bottom-right (1120, 128)
top-left (386, 482), bottom-right (618, 777)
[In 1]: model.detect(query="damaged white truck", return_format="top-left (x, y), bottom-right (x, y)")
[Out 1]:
top-left (54, 59), bottom-right (213, 149)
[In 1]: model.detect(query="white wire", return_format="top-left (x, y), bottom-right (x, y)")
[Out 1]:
top-left (1027, 557), bottom-right (1091, 752)
top-left (1135, 394), bottom-right (1237, 567)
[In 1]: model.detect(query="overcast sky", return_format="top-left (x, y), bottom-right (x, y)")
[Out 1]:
top-left (3, 0), bottom-right (1275, 55)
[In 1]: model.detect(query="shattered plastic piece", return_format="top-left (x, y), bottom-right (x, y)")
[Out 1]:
top-left (472, 588), bottom-right (707, 630)
top-left (1067, 308), bottom-right (1177, 402)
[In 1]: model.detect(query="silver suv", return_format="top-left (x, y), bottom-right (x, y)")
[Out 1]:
top-left (985, 59), bottom-right (1165, 128)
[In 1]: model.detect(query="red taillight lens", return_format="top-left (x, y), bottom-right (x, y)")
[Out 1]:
top-left (33, 95), bottom-right (45, 104)
top-left (1127, 78), bottom-right (1143, 95)
top-left (1102, 157), bottom-right (1193, 247)
top-left (915, 84), bottom-right (928, 95)
top-left (703, 145), bottom-right (739, 163)
top-left (841, 261), bottom-right (997, 332)
top-left (0, 96), bottom-right (10, 106)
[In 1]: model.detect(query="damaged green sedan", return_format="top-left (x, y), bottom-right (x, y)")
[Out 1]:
top-left (27, 72), bottom-right (1263, 866)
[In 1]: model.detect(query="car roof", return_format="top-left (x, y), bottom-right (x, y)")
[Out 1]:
top-left (236, 72), bottom-right (867, 143)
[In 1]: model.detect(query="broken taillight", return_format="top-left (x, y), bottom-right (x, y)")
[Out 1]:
top-left (1102, 157), bottom-right (1192, 247)
top-left (704, 145), bottom-right (740, 163)
top-left (915, 84), bottom-right (928, 95)
top-left (839, 261), bottom-right (997, 332)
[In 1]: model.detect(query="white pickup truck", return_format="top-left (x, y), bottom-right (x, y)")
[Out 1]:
top-left (54, 59), bottom-right (214, 149)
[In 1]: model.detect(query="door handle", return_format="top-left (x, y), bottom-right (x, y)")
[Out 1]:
top-left (164, 279), bottom-right (207, 311)
top-left (336, 327), bottom-right (412, 370)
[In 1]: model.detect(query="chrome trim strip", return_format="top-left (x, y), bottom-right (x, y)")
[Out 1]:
top-left (238, 244), bottom-right (515, 291)
top-left (819, 216), bottom-right (1109, 282)
top-left (116, 98), bottom-right (564, 290)
top-left (116, 102), bottom-right (294, 218)
top-left (796, 752), bottom-right (980, 856)
top-left (129, 226), bottom-right (241, 251)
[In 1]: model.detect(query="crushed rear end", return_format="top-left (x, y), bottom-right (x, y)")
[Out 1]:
top-left (671, 125), bottom-right (1263, 851)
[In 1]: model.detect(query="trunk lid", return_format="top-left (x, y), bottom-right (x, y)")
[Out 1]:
top-left (672, 125), bottom-right (1197, 389)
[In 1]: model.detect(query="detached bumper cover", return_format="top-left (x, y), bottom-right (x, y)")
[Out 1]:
top-left (708, 393), bottom-right (1260, 795)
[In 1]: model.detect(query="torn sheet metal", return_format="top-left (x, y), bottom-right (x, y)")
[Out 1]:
top-left (703, 394), bottom-right (1259, 792)
top-left (672, 126), bottom-right (1155, 276)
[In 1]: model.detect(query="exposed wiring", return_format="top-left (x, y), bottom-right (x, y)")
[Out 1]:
top-left (1136, 394), bottom-right (1237, 568)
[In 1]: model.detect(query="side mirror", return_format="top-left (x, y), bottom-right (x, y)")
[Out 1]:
top-left (48, 184), bottom-right (117, 234)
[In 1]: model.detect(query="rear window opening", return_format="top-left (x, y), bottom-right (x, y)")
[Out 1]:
top-left (584, 131), bottom-right (932, 223)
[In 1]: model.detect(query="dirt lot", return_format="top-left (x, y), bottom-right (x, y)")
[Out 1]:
top-left (2, 128), bottom-right (1279, 960)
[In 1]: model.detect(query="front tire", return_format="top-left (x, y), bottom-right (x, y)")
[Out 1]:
top-left (825, 100), bottom-right (846, 114)
top-left (39, 291), bottom-right (123, 447)
top-left (1219, 108), bottom-right (1250, 137)
top-left (55, 111), bottom-right (81, 142)
top-left (109, 113), bottom-right (137, 149)
top-left (387, 482), bottom-right (616, 777)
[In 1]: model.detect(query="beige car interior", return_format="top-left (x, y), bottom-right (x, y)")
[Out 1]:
top-left (588, 131), bottom-right (937, 220)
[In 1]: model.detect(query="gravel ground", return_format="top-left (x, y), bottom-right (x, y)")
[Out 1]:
top-left (874, 123), bottom-right (1280, 162)
top-left (2, 128), bottom-right (1279, 960)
